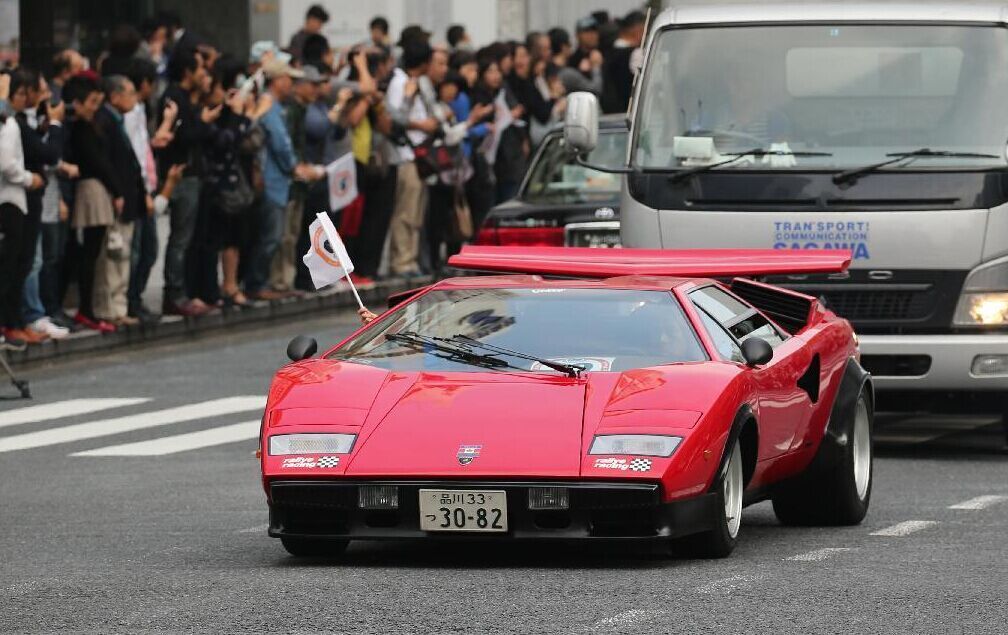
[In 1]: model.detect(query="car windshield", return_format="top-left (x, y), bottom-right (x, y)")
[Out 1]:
top-left (522, 130), bottom-right (627, 205)
top-left (633, 24), bottom-right (1008, 170)
top-left (330, 288), bottom-right (707, 373)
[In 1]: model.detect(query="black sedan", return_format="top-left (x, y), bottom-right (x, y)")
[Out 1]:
top-left (475, 116), bottom-right (628, 249)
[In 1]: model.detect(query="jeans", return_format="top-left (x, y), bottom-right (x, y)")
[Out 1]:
top-left (128, 211), bottom-right (158, 313)
top-left (21, 232), bottom-right (45, 324)
top-left (244, 198), bottom-right (285, 295)
top-left (163, 176), bottom-right (201, 305)
top-left (40, 220), bottom-right (68, 316)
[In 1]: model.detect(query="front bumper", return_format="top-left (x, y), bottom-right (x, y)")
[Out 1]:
top-left (860, 333), bottom-right (1008, 391)
top-left (268, 480), bottom-right (719, 541)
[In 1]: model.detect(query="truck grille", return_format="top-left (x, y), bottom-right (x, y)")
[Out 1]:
top-left (818, 288), bottom-right (935, 321)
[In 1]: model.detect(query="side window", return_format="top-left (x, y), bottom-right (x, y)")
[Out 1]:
top-left (691, 285), bottom-right (787, 348)
top-left (694, 307), bottom-right (745, 363)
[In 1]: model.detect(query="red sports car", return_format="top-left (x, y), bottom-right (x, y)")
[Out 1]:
top-left (261, 247), bottom-right (873, 558)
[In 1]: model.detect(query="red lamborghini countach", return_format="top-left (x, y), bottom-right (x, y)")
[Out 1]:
top-left (261, 247), bottom-right (873, 558)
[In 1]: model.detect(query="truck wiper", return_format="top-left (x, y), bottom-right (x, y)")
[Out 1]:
top-left (447, 334), bottom-right (586, 378)
top-left (832, 148), bottom-right (1000, 185)
top-left (668, 148), bottom-right (833, 184)
top-left (385, 331), bottom-right (511, 371)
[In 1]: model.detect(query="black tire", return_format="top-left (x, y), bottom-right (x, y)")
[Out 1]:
top-left (280, 536), bottom-right (350, 558)
top-left (773, 388), bottom-right (873, 526)
top-left (679, 439), bottom-right (743, 558)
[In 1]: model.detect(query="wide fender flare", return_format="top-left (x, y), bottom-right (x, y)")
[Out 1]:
top-left (809, 357), bottom-right (873, 473)
top-left (709, 403), bottom-right (756, 492)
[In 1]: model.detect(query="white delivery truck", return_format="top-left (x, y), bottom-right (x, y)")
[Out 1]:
top-left (564, 2), bottom-right (1008, 438)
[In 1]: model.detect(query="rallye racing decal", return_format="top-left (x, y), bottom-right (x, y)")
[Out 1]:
top-left (457, 444), bottom-right (482, 465)
top-left (593, 457), bottom-right (652, 472)
top-left (280, 456), bottom-right (340, 469)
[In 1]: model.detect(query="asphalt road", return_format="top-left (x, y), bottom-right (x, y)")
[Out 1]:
top-left (1, 307), bottom-right (1006, 634)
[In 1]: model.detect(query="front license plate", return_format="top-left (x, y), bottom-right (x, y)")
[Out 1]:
top-left (418, 489), bottom-right (508, 532)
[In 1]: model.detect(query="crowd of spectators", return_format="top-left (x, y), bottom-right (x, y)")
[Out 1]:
top-left (0, 5), bottom-right (647, 350)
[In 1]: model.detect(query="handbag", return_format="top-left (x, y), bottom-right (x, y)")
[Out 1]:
top-left (413, 140), bottom-right (456, 180)
top-left (105, 226), bottom-right (126, 260)
top-left (215, 167), bottom-right (256, 215)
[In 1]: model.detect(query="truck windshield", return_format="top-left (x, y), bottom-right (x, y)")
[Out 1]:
top-left (633, 24), bottom-right (1008, 171)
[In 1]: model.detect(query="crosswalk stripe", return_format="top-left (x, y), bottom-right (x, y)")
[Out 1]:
top-left (0, 398), bottom-right (151, 429)
top-left (72, 420), bottom-right (261, 456)
top-left (948, 495), bottom-right (1008, 510)
top-left (0, 397), bottom-right (265, 453)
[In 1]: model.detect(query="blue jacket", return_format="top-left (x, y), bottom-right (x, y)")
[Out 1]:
top-left (259, 100), bottom-right (297, 207)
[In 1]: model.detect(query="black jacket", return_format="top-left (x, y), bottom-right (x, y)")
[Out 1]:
top-left (15, 112), bottom-right (64, 214)
top-left (156, 83), bottom-right (211, 179)
top-left (92, 106), bottom-right (145, 223)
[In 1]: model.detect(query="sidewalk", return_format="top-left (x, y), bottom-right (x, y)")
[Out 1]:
top-left (6, 277), bottom-right (427, 367)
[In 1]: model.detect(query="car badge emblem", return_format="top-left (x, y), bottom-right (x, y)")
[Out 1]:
top-left (594, 207), bottom-right (616, 219)
top-left (457, 444), bottom-right (482, 465)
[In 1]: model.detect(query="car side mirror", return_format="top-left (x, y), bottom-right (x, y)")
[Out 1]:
top-left (741, 337), bottom-right (773, 367)
top-left (563, 91), bottom-right (599, 155)
top-left (286, 335), bottom-right (317, 362)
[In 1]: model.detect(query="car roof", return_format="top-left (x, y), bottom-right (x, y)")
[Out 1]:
top-left (433, 274), bottom-right (700, 292)
top-left (655, 1), bottom-right (1008, 26)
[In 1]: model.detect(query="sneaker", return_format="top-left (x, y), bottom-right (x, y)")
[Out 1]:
top-left (50, 311), bottom-right (83, 332)
top-left (0, 332), bottom-right (27, 351)
top-left (73, 313), bottom-right (117, 333)
top-left (29, 317), bottom-right (70, 340)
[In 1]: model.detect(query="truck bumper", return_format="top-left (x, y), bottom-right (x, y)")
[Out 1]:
top-left (860, 333), bottom-right (1008, 391)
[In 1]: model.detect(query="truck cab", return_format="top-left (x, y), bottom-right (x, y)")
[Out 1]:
top-left (565, 2), bottom-right (1008, 432)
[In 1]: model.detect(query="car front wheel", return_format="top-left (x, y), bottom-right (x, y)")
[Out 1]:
top-left (681, 438), bottom-right (743, 558)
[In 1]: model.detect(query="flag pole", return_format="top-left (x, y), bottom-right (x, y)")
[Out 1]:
top-left (344, 272), bottom-right (365, 311)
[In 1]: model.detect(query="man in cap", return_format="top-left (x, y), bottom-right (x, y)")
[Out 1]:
top-left (270, 64), bottom-right (327, 293)
top-left (244, 59), bottom-right (304, 301)
top-left (568, 16), bottom-right (602, 78)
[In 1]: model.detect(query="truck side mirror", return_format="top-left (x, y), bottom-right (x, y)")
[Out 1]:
top-left (563, 91), bottom-right (600, 155)
top-left (286, 335), bottom-right (318, 362)
top-left (741, 337), bottom-right (773, 367)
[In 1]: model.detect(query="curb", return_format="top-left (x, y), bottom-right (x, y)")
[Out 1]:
top-left (6, 277), bottom-right (429, 367)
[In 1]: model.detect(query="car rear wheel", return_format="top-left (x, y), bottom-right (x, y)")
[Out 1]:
top-left (280, 536), bottom-right (350, 558)
top-left (680, 439), bottom-right (743, 558)
top-left (772, 388), bottom-right (873, 526)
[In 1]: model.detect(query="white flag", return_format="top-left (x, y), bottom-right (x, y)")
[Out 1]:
top-left (302, 212), bottom-right (354, 290)
top-left (325, 152), bottom-right (358, 211)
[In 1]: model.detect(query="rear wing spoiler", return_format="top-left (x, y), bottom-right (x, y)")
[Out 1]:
top-left (447, 246), bottom-right (851, 279)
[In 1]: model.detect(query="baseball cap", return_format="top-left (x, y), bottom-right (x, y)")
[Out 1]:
top-left (576, 16), bottom-right (599, 32)
top-left (297, 64), bottom-right (327, 83)
top-left (262, 59), bottom-right (306, 79)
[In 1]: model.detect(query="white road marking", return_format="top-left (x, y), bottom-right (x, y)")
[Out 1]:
top-left (0, 398), bottom-right (150, 429)
top-left (589, 609), bottom-right (667, 630)
top-left (72, 420), bottom-right (260, 456)
top-left (870, 520), bottom-right (938, 537)
top-left (787, 547), bottom-right (854, 562)
top-left (948, 495), bottom-right (1008, 510)
top-left (237, 524), bottom-right (269, 534)
top-left (0, 397), bottom-right (265, 453)
top-left (696, 574), bottom-right (762, 594)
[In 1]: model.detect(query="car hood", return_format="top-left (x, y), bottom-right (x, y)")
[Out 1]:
top-left (265, 360), bottom-right (737, 478)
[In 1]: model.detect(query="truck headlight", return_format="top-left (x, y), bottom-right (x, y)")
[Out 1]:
top-left (589, 434), bottom-right (682, 457)
top-left (954, 256), bottom-right (1008, 326)
top-left (269, 433), bottom-right (356, 455)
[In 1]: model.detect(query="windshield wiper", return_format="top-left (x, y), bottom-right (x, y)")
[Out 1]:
top-left (832, 148), bottom-right (1001, 185)
top-left (447, 334), bottom-right (585, 378)
top-left (385, 331), bottom-right (511, 371)
top-left (669, 148), bottom-right (834, 184)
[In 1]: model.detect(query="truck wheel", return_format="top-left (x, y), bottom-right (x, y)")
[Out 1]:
top-left (681, 439), bottom-right (743, 558)
top-left (280, 536), bottom-right (349, 558)
top-left (773, 388), bottom-right (873, 526)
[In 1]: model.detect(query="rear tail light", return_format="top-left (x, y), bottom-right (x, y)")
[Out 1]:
top-left (492, 227), bottom-right (565, 247)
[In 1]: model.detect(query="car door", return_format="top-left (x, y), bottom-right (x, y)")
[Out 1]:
top-left (689, 285), bottom-right (815, 459)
